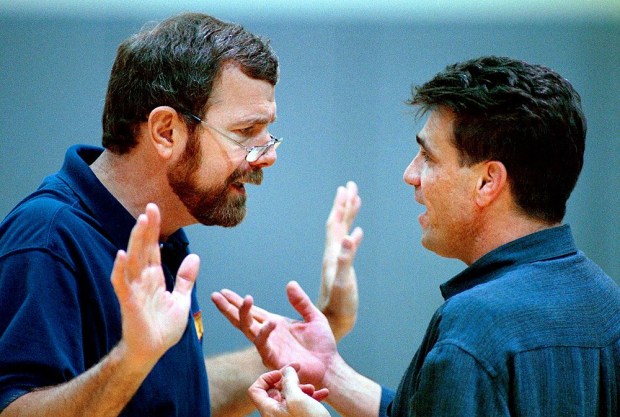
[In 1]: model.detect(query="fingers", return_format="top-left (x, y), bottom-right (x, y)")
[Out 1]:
top-left (307, 386), bottom-right (329, 402)
top-left (280, 366), bottom-right (301, 396)
top-left (248, 369), bottom-right (283, 409)
top-left (342, 181), bottom-right (361, 227)
top-left (143, 203), bottom-right (162, 264)
top-left (256, 369), bottom-right (285, 390)
top-left (221, 289), bottom-right (271, 321)
top-left (219, 288), bottom-right (246, 306)
top-left (327, 185), bottom-right (348, 225)
top-left (124, 203), bottom-right (162, 281)
top-left (239, 295), bottom-right (256, 334)
top-left (210, 291), bottom-right (268, 340)
top-left (334, 227), bottom-right (363, 286)
top-left (124, 214), bottom-right (149, 276)
top-left (174, 253), bottom-right (200, 296)
top-left (210, 292), bottom-right (245, 330)
top-left (286, 281), bottom-right (325, 324)
top-left (211, 289), bottom-right (270, 322)
top-left (247, 364), bottom-right (300, 405)
top-left (327, 181), bottom-right (361, 230)
top-left (320, 185), bottom-right (364, 340)
top-left (253, 320), bottom-right (276, 350)
top-left (250, 366), bottom-right (330, 417)
top-left (282, 367), bottom-right (329, 403)
top-left (110, 250), bottom-right (128, 300)
top-left (322, 181), bottom-right (363, 294)
top-left (338, 227), bottom-right (363, 264)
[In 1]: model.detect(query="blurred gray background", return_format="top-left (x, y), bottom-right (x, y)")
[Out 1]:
top-left (1, 1), bottom-right (619, 415)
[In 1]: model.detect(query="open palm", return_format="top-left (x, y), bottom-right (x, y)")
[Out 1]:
top-left (212, 281), bottom-right (337, 387)
top-left (111, 203), bottom-right (199, 366)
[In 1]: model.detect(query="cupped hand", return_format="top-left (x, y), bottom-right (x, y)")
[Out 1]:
top-left (249, 364), bottom-right (330, 417)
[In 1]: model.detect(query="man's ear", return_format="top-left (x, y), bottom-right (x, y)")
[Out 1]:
top-left (475, 160), bottom-right (508, 208)
top-left (147, 106), bottom-right (184, 159)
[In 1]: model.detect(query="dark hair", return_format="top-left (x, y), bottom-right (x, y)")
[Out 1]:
top-left (410, 56), bottom-right (586, 224)
top-left (102, 12), bottom-right (279, 154)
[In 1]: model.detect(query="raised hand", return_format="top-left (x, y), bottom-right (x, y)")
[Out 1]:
top-left (111, 203), bottom-right (200, 367)
top-left (249, 365), bottom-right (330, 417)
top-left (319, 181), bottom-right (363, 341)
top-left (211, 281), bottom-right (338, 387)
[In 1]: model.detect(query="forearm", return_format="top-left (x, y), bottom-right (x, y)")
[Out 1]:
top-left (323, 354), bottom-right (382, 417)
top-left (206, 346), bottom-right (268, 417)
top-left (1, 341), bottom-right (154, 417)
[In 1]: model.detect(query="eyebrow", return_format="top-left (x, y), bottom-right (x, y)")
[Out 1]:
top-left (416, 134), bottom-right (431, 152)
top-left (236, 114), bottom-right (277, 126)
top-left (416, 134), bottom-right (436, 159)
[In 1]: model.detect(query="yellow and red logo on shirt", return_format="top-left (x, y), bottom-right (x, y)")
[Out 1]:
top-left (193, 310), bottom-right (204, 341)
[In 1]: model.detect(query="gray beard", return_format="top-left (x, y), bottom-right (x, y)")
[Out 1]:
top-left (166, 137), bottom-right (262, 227)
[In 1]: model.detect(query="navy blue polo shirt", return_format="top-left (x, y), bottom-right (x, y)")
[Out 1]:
top-left (0, 145), bottom-right (211, 416)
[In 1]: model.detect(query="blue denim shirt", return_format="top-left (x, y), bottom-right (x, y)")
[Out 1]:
top-left (382, 225), bottom-right (620, 416)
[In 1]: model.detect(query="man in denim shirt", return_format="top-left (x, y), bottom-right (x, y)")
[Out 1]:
top-left (218, 56), bottom-right (620, 416)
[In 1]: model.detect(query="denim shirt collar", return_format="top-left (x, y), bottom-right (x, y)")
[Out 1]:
top-left (440, 224), bottom-right (578, 300)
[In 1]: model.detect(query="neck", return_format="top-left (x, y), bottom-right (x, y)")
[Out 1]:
top-left (90, 149), bottom-right (193, 240)
top-left (465, 212), bottom-right (559, 265)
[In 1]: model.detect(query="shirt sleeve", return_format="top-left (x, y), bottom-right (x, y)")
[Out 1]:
top-left (409, 342), bottom-right (509, 416)
top-left (379, 385), bottom-right (395, 417)
top-left (0, 249), bottom-right (90, 411)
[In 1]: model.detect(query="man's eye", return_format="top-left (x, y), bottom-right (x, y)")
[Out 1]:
top-left (418, 149), bottom-right (430, 162)
top-left (237, 127), bottom-right (255, 137)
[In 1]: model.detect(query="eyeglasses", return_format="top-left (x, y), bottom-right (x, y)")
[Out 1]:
top-left (187, 113), bottom-right (282, 162)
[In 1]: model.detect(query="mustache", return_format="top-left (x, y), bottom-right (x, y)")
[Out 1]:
top-left (231, 169), bottom-right (263, 185)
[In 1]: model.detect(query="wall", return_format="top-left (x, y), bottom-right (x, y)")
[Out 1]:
top-left (1, 11), bottom-right (618, 414)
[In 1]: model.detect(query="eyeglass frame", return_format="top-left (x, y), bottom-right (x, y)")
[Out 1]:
top-left (185, 112), bottom-right (282, 163)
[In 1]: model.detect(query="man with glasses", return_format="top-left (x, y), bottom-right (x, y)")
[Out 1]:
top-left (0, 13), bottom-right (362, 417)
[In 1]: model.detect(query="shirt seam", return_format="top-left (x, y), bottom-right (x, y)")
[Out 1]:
top-left (432, 340), bottom-right (510, 409)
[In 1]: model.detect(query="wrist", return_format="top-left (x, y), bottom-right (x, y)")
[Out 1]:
top-left (321, 352), bottom-right (349, 390)
top-left (112, 339), bottom-right (160, 377)
top-left (322, 354), bottom-right (382, 417)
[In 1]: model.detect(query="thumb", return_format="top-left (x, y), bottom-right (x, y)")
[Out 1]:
top-left (286, 281), bottom-right (325, 323)
top-left (174, 253), bottom-right (200, 296)
top-left (337, 227), bottom-right (363, 264)
top-left (281, 366), bottom-right (303, 399)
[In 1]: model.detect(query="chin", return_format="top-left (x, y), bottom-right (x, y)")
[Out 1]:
top-left (198, 211), bottom-right (246, 228)
top-left (190, 189), bottom-right (248, 227)
top-left (420, 236), bottom-right (433, 252)
top-left (420, 232), bottom-right (444, 256)
top-left (218, 214), bottom-right (246, 228)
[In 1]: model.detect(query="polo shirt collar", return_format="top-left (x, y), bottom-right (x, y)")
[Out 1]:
top-left (440, 224), bottom-right (578, 300)
top-left (57, 144), bottom-right (188, 251)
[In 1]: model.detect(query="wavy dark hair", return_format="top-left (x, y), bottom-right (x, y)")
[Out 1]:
top-left (102, 12), bottom-right (279, 154)
top-left (410, 56), bottom-right (586, 224)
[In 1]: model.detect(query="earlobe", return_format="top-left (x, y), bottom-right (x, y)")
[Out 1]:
top-left (475, 161), bottom-right (507, 207)
top-left (148, 106), bottom-right (181, 159)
